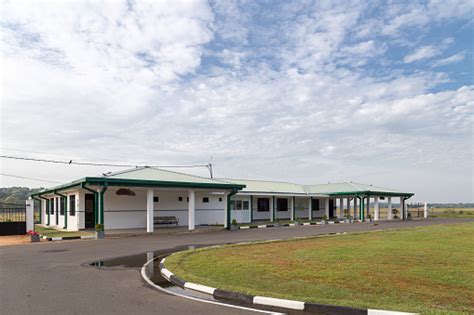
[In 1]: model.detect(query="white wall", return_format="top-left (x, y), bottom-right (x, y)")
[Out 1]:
top-left (103, 188), bottom-right (225, 230)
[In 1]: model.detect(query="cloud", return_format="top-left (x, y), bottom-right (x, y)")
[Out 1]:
top-left (432, 52), bottom-right (466, 67)
top-left (404, 45), bottom-right (439, 63)
top-left (1, 0), bottom-right (472, 202)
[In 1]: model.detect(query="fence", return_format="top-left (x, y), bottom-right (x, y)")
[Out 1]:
top-left (0, 203), bottom-right (27, 235)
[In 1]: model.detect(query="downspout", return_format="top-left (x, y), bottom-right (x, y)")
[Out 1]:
top-left (99, 184), bottom-right (108, 226)
top-left (54, 190), bottom-right (68, 229)
top-left (226, 189), bottom-right (238, 230)
top-left (32, 196), bottom-right (42, 224)
top-left (82, 183), bottom-right (99, 226)
top-left (250, 195), bottom-right (253, 223)
top-left (39, 195), bottom-right (50, 226)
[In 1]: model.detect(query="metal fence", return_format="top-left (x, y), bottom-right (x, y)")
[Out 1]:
top-left (0, 203), bottom-right (26, 222)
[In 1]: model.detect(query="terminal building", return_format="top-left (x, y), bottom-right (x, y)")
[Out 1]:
top-left (31, 167), bottom-right (414, 231)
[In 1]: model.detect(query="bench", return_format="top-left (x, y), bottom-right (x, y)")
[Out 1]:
top-left (154, 216), bottom-right (179, 226)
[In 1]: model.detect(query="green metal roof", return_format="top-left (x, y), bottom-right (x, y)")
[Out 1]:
top-left (304, 182), bottom-right (413, 197)
top-left (31, 167), bottom-right (245, 196)
top-left (220, 178), bottom-right (310, 195)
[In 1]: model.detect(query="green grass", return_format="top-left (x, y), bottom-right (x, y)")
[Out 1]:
top-left (165, 223), bottom-right (474, 314)
top-left (34, 225), bottom-right (93, 238)
top-left (430, 208), bottom-right (474, 219)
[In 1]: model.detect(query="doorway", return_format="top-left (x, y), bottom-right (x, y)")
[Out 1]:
top-left (329, 199), bottom-right (335, 218)
top-left (85, 194), bottom-right (95, 228)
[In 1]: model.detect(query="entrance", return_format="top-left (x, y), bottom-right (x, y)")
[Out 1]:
top-left (231, 199), bottom-right (251, 223)
top-left (85, 194), bottom-right (95, 228)
top-left (329, 199), bottom-right (335, 218)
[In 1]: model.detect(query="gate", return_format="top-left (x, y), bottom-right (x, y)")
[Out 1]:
top-left (0, 203), bottom-right (27, 235)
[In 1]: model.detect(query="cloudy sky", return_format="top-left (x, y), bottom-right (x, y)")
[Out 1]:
top-left (1, 0), bottom-right (473, 202)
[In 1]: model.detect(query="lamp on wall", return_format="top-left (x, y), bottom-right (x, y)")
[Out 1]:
top-left (116, 188), bottom-right (136, 196)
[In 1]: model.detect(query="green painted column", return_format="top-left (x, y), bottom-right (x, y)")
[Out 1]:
top-left (359, 197), bottom-right (365, 222)
top-left (47, 199), bottom-right (50, 226)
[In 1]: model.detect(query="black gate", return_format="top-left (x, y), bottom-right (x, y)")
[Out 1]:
top-left (0, 203), bottom-right (26, 235)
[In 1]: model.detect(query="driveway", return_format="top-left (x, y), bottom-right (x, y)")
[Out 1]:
top-left (1, 218), bottom-right (472, 315)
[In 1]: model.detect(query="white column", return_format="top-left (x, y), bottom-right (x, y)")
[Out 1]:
top-left (374, 196), bottom-right (379, 221)
top-left (224, 192), bottom-right (229, 228)
top-left (347, 198), bottom-right (351, 217)
top-left (366, 197), bottom-right (371, 219)
top-left (387, 197), bottom-right (392, 220)
top-left (339, 198), bottom-right (344, 217)
top-left (188, 190), bottom-right (195, 230)
top-left (400, 197), bottom-right (405, 220)
top-left (307, 198), bottom-right (312, 220)
top-left (324, 198), bottom-right (329, 218)
top-left (290, 197), bottom-right (295, 221)
top-left (26, 198), bottom-right (34, 231)
top-left (353, 198), bottom-right (358, 219)
top-left (270, 197), bottom-right (274, 222)
top-left (146, 190), bottom-right (154, 233)
top-left (424, 202), bottom-right (428, 219)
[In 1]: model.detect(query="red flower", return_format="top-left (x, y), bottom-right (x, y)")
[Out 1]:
top-left (27, 230), bottom-right (39, 235)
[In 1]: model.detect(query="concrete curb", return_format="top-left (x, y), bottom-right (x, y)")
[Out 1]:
top-left (159, 241), bottom-right (418, 315)
top-left (237, 220), bottom-right (346, 230)
top-left (39, 234), bottom-right (95, 241)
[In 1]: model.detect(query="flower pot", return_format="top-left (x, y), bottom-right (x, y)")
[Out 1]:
top-left (30, 234), bottom-right (40, 243)
top-left (95, 231), bottom-right (105, 239)
top-left (230, 225), bottom-right (238, 231)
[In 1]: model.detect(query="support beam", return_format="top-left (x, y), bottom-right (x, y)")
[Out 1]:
top-left (339, 198), bottom-right (344, 217)
top-left (353, 197), bottom-right (358, 220)
top-left (188, 190), bottom-right (195, 231)
top-left (400, 196), bottom-right (406, 220)
top-left (324, 198), bottom-right (329, 218)
top-left (366, 197), bottom-right (371, 220)
top-left (290, 196), bottom-right (295, 221)
top-left (26, 198), bottom-right (34, 232)
top-left (308, 197), bottom-right (313, 220)
top-left (424, 202), bottom-right (428, 219)
top-left (270, 196), bottom-right (275, 222)
top-left (347, 198), bottom-right (351, 218)
top-left (359, 197), bottom-right (365, 221)
top-left (374, 196), bottom-right (379, 221)
top-left (387, 197), bottom-right (392, 220)
top-left (250, 195), bottom-right (253, 223)
top-left (147, 190), bottom-right (154, 233)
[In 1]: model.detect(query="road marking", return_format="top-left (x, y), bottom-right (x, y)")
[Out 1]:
top-left (254, 296), bottom-right (305, 310)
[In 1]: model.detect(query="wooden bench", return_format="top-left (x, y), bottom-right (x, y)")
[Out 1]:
top-left (154, 216), bottom-right (179, 226)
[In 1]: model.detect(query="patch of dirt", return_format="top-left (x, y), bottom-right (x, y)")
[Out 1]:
top-left (0, 235), bottom-right (36, 246)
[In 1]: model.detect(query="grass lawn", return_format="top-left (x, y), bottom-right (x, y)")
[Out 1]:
top-left (34, 225), bottom-right (93, 238)
top-left (165, 223), bottom-right (474, 314)
top-left (430, 208), bottom-right (474, 219)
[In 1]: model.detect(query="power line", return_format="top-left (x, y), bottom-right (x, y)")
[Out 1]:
top-left (0, 154), bottom-right (210, 169)
top-left (0, 173), bottom-right (61, 184)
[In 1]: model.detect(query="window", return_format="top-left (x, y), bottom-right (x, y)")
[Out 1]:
top-left (60, 197), bottom-right (65, 215)
top-left (311, 198), bottom-right (320, 210)
top-left (50, 198), bottom-right (55, 215)
top-left (179, 197), bottom-right (183, 202)
top-left (277, 198), bottom-right (288, 211)
top-left (257, 198), bottom-right (269, 212)
top-left (69, 195), bottom-right (76, 216)
top-left (153, 196), bottom-right (159, 202)
top-left (219, 197), bottom-right (222, 202)
top-left (203, 197), bottom-right (209, 203)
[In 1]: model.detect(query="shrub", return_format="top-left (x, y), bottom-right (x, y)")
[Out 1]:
top-left (95, 223), bottom-right (104, 232)
top-left (231, 219), bottom-right (238, 225)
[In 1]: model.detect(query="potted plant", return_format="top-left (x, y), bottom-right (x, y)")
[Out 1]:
top-left (321, 215), bottom-right (328, 224)
top-left (407, 212), bottom-right (412, 220)
top-left (95, 224), bottom-right (105, 239)
top-left (392, 208), bottom-right (399, 219)
top-left (230, 219), bottom-right (239, 231)
top-left (28, 230), bottom-right (40, 243)
top-left (367, 214), bottom-right (373, 223)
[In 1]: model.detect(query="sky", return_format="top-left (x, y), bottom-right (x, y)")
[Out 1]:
top-left (0, 0), bottom-right (473, 203)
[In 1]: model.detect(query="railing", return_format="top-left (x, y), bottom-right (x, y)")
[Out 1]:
top-left (0, 203), bottom-right (26, 222)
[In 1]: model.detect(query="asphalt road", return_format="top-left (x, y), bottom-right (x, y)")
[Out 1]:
top-left (1, 218), bottom-right (472, 315)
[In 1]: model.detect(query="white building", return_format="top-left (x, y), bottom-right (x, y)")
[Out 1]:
top-left (31, 167), bottom-right (414, 232)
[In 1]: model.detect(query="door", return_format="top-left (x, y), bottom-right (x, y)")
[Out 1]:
top-left (242, 200), bottom-right (250, 223)
top-left (85, 194), bottom-right (95, 229)
top-left (329, 199), bottom-right (335, 218)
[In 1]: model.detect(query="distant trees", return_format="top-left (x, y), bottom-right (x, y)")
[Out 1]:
top-left (0, 187), bottom-right (43, 205)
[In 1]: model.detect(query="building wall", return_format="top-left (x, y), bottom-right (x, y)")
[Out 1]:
top-left (103, 188), bottom-right (225, 230)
